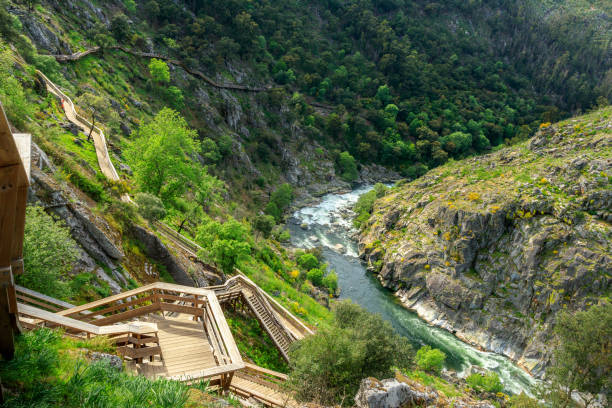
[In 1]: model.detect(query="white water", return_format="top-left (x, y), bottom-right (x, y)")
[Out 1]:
top-left (288, 185), bottom-right (537, 395)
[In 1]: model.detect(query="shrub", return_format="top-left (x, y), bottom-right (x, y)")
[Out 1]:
top-left (322, 271), bottom-right (338, 293)
top-left (148, 58), bottom-right (170, 83)
top-left (297, 253), bottom-right (319, 270)
top-left (466, 371), bottom-right (504, 393)
top-left (415, 346), bottom-right (446, 373)
top-left (135, 192), bottom-right (166, 223)
top-left (508, 392), bottom-right (542, 407)
top-left (306, 268), bottom-right (324, 286)
top-left (338, 151), bottom-right (358, 182)
top-left (17, 206), bottom-right (78, 300)
top-left (288, 301), bottom-right (413, 406)
top-left (252, 214), bottom-right (276, 238)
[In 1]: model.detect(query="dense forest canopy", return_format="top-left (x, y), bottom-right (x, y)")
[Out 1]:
top-left (105, 0), bottom-right (612, 177)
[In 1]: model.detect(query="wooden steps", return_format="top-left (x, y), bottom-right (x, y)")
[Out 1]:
top-left (231, 375), bottom-right (297, 408)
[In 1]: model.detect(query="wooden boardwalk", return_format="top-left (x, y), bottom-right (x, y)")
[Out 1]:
top-left (130, 315), bottom-right (218, 379)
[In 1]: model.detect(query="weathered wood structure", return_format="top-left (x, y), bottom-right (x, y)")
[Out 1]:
top-left (0, 101), bottom-right (30, 360)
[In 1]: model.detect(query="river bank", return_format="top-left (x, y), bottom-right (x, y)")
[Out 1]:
top-left (286, 185), bottom-right (537, 395)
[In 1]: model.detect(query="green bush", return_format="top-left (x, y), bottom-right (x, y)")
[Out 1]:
top-left (415, 346), bottom-right (446, 374)
top-left (338, 151), bottom-right (358, 182)
top-left (297, 253), bottom-right (319, 270)
top-left (288, 301), bottom-right (413, 406)
top-left (252, 214), bottom-right (276, 238)
top-left (306, 268), bottom-right (324, 286)
top-left (466, 371), bottom-right (504, 393)
top-left (322, 271), bottom-right (338, 293)
top-left (17, 206), bottom-right (79, 300)
top-left (135, 192), bottom-right (166, 223)
top-left (148, 58), bottom-right (170, 83)
top-left (507, 392), bottom-right (542, 407)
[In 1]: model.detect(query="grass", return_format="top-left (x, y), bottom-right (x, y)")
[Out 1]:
top-left (399, 369), bottom-right (463, 398)
top-left (0, 328), bottom-right (232, 408)
top-left (225, 309), bottom-right (288, 373)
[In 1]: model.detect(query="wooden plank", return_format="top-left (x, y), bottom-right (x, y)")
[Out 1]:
top-left (93, 303), bottom-right (159, 326)
top-left (243, 362), bottom-right (289, 380)
top-left (87, 294), bottom-right (155, 318)
top-left (15, 285), bottom-right (76, 309)
top-left (16, 294), bottom-right (62, 311)
top-left (159, 302), bottom-right (204, 316)
top-left (206, 292), bottom-right (242, 365)
top-left (56, 283), bottom-right (159, 316)
top-left (165, 363), bottom-right (243, 381)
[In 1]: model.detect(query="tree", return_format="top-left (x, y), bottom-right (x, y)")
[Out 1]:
top-left (297, 253), bottom-right (319, 270)
top-left (110, 14), bottom-right (130, 41)
top-left (265, 183), bottom-right (294, 222)
top-left (135, 192), bottom-right (166, 223)
top-left (415, 346), bottom-right (446, 373)
top-left (338, 151), bottom-right (358, 182)
top-left (322, 271), bottom-right (338, 293)
top-left (542, 303), bottom-right (612, 408)
top-left (148, 58), bottom-right (170, 83)
top-left (23, 0), bottom-right (40, 12)
top-left (197, 219), bottom-right (251, 273)
top-left (288, 301), bottom-right (413, 406)
top-left (126, 108), bottom-right (200, 204)
top-left (74, 92), bottom-right (113, 142)
top-left (17, 206), bottom-right (78, 299)
top-left (252, 214), bottom-right (275, 238)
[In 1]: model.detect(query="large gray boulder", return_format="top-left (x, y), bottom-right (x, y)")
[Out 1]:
top-left (354, 377), bottom-right (496, 408)
top-left (355, 378), bottom-right (437, 408)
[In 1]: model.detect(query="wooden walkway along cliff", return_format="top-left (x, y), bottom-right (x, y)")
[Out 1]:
top-left (15, 278), bottom-right (306, 407)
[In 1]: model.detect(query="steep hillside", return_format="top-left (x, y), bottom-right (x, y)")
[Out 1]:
top-left (359, 107), bottom-right (612, 377)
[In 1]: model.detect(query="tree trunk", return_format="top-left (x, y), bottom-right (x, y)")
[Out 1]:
top-left (88, 114), bottom-right (95, 142)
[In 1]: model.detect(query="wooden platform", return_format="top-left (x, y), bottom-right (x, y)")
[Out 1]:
top-left (129, 315), bottom-right (218, 379)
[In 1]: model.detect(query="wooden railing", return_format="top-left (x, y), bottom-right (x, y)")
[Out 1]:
top-left (231, 363), bottom-right (295, 408)
top-left (17, 282), bottom-right (243, 377)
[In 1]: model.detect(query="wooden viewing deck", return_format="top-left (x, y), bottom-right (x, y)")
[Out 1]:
top-left (15, 278), bottom-right (306, 407)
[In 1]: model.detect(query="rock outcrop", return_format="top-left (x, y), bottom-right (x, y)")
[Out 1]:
top-left (359, 109), bottom-right (612, 377)
top-left (355, 377), bottom-right (495, 408)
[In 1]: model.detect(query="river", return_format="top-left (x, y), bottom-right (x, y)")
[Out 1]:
top-left (287, 185), bottom-right (537, 395)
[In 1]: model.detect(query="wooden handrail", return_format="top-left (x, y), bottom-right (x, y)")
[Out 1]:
top-left (18, 303), bottom-right (157, 336)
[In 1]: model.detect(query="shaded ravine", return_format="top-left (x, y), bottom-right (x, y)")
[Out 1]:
top-left (288, 186), bottom-right (537, 395)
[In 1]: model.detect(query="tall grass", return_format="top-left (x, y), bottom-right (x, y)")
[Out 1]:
top-left (0, 329), bottom-right (194, 408)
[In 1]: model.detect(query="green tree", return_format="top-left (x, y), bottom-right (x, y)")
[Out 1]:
top-left (322, 271), bottom-right (338, 293)
top-left (110, 14), bottom-right (130, 41)
top-left (306, 268), bottom-right (324, 286)
top-left (288, 301), bottom-right (413, 405)
top-left (126, 108), bottom-right (200, 204)
top-left (148, 58), bottom-right (170, 83)
top-left (297, 253), bottom-right (319, 270)
top-left (197, 219), bottom-right (251, 273)
top-left (252, 214), bottom-right (276, 238)
top-left (338, 151), bottom-right (358, 182)
top-left (415, 346), bottom-right (446, 373)
top-left (135, 192), bottom-right (166, 223)
top-left (542, 303), bottom-right (612, 408)
top-left (17, 206), bottom-right (78, 299)
top-left (265, 183), bottom-right (293, 222)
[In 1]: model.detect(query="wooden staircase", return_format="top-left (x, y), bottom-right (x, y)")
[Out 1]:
top-left (243, 289), bottom-right (293, 360)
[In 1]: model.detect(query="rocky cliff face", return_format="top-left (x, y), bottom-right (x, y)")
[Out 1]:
top-left (359, 108), bottom-right (612, 377)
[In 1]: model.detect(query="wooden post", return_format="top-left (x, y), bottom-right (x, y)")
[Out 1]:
top-left (0, 102), bottom-right (30, 360)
